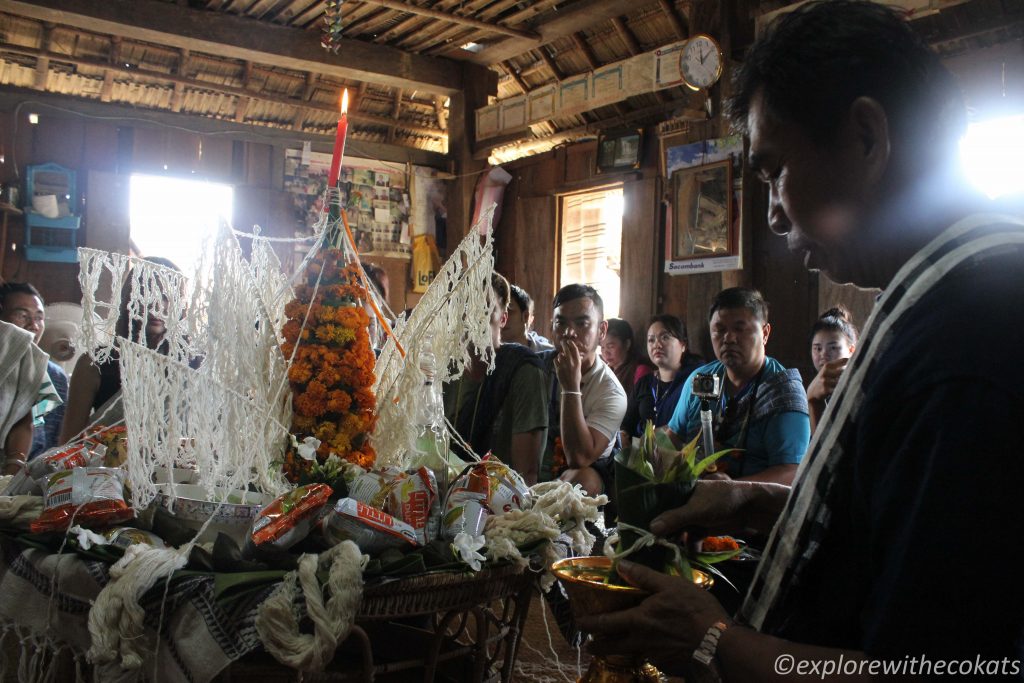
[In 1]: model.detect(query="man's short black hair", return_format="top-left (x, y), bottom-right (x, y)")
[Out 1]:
top-left (709, 287), bottom-right (769, 323)
top-left (0, 282), bottom-right (43, 311)
top-left (729, 0), bottom-right (965, 163)
top-left (552, 283), bottom-right (604, 319)
top-left (509, 283), bottom-right (533, 315)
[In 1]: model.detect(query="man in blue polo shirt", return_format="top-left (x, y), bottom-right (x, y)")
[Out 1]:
top-left (667, 287), bottom-right (808, 485)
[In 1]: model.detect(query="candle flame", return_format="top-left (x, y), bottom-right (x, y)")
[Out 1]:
top-left (340, 89), bottom-right (349, 115)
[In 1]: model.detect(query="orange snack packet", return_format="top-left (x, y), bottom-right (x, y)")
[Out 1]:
top-left (250, 483), bottom-right (333, 549)
top-left (30, 468), bottom-right (134, 533)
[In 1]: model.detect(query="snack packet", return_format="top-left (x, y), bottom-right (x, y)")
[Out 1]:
top-left (322, 498), bottom-right (420, 554)
top-left (386, 467), bottom-right (440, 544)
top-left (475, 456), bottom-right (531, 514)
top-left (250, 483), bottom-right (333, 550)
top-left (103, 527), bottom-right (168, 550)
top-left (347, 468), bottom-right (401, 510)
top-left (441, 467), bottom-right (490, 541)
top-left (30, 467), bottom-right (134, 533)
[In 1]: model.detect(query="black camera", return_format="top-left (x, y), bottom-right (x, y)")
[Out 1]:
top-left (691, 373), bottom-right (722, 400)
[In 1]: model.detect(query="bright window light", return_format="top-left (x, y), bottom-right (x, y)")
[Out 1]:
top-left (961, 114), bottom-right (1024, 200)
top-left (129, 174), bottom-right (233, 277)
top-left (560, 187), bottom-right (624, 318)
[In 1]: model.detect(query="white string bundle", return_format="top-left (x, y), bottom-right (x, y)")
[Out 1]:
top-left (86, 544), bottom-right (189, 670)
top-left (484, 481), bottom-right (607, 589)
top-left (247, 234), bottom-right (295, 333)
top-left (372, 205), bottom-right (498, 468)
top-left (255, 541), bottom-right (366, 672)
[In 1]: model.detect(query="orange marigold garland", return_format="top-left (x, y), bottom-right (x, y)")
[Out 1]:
top-left (282, 250), bottom-right (377, 481)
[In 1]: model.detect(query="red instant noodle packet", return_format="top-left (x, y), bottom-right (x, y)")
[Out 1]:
top-left (250, 483), bottom-right (333, 549)
top-left (30, 467), bottom-right (135, 533)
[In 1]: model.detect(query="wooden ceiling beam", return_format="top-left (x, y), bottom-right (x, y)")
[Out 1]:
top-left (571, 32), bottom-right (600, 70)
top-left (354, 0), bottom-right (539, 41)
top-left (0, 0), bottom-right (467, 95)
top-left (34, 23), bottom-right (52, 90)
top-left (0, 43), bottom-right (446, 139)
top-left (0, 87), bottom-right (450, 165)
top-left (444, 0), bottom-right (640, 65)
top-left (99, 34), bottom-right (120, 102)
top-left (611, 16), bottom-right (641, 55)
top-left (656, 0), bottom-right (688, 40)
top-left (539, 48), bottom-right (563, 80)
top-left (501, 60), bottom-right (530, 94)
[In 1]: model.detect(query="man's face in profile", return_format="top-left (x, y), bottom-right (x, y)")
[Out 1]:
top-left (748, 91), bottom-right (872, 286)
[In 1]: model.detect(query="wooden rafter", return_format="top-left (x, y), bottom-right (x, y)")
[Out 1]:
top-left (99, 34), bottom-right (120, 103)
top-left (571, 32), bottom-right (599, 70)
top-left (433, 95), bottom-right (447, 131)
top-left (34, 23), bottom-right (52, 90)
top-left (610, 16), bottom-right (640, 55)
top-left (502, 60), bottom-right (530, 93)
top-left (0, 43), bottom-right (447, 139)
top-left (442, 0), bottom-right (638, 64)
top-left (391, 0), bottom-right (498, 52)
top-left (657, 0), bottom-right (688, 40)
top-left (1, 0), bottom-right (467, 95)
top-left (353, 0), bottom-right (540, 41)
top-left (539, 48), bottom-right (563, 80)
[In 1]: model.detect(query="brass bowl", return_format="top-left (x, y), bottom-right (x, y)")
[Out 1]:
top-left (550, 556), bottom-right (712, 683)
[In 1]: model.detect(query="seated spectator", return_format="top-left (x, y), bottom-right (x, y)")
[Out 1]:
top-left (620, 315), bottom-right (703, 443)
top-left (444, 273), bottom-right (548, 484)
top-left (502, 283), bottom-right (553, 352)
top-left (807, 306), bottom-right (859, 431)
top-left (541, 284), bottom-right (627, 496)
top-left (0, 282), bottom-right (67, 457)
top-left (600, 318), bottom-right (652, 396)
top-left (61, 257), bottom-right (187, 444)
top-left (666, 288), bottom-right (808, 485)
top-left (0, 320), bottom-right (49, 473)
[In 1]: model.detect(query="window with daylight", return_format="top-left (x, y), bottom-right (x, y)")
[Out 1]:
top-left (129, 174), bottom-right (234, 278)
top-left (559, 187), bottom-right (624, 318)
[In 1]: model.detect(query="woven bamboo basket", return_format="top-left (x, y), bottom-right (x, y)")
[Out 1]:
top-left (358, 562), bottom-right (532, 620)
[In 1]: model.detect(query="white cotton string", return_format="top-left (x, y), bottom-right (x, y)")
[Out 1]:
top-left (372, 205), bottom-right (498, 469)
top-left (86, 544), bottom-right (189, 670)
top-left (231, 226), bottom-right (319, 242)
top-left (255, 541), bottom-right (366, 672)
top-left (603, 522), bottom-right (686, 569)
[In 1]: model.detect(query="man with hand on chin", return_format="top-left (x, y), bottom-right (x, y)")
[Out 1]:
top-left (541, 284), bottom-right (626, 497)
top-left (666, 287), bottom-right (808, 486)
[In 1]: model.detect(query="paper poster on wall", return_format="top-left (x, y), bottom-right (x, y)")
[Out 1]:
top-left (654, 41), bottom-right (688, 89)
top-left (591, 63), bottom-right (624, 103)
top-left (663, 135), bottom-right (745, 276)
top-left (559, 76), bottom-right (589, 111)
top-left (476, 105), bottom-right (500, 138)
top-left (411, 167), bottom-right (449, 250)
top-left (284, 150), bottom-right (415, 257)
top-left (501, 96), bottom-right (528, 130)
top-left (528, 85), bottom-right (556, 122)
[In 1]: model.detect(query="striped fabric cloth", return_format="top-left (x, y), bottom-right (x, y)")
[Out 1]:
top-left (738, 213), bottom-right (1024, 631)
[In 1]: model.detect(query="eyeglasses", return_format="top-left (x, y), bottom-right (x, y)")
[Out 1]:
top-left (6, 309), bottom-right (44, 327)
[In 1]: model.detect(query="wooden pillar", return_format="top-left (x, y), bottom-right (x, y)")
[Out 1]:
top-left (446, 62), bottom-right (497, 249)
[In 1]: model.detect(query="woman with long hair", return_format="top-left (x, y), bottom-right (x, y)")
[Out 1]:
top-left (620, 314), bottom-right (703, 443)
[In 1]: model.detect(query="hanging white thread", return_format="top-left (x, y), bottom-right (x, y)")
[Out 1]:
top-left (372, 205), bottom-right (498, 468)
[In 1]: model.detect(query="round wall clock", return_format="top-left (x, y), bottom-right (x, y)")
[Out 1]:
top-left (680, 34), bottom-right (723, 91)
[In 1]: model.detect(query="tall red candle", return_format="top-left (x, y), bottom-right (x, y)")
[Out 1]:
top-left (327, 89), bottom-right (350, 188)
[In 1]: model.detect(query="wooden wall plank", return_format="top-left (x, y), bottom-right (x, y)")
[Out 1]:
top-left (619, 175), bottom-right (659, 338)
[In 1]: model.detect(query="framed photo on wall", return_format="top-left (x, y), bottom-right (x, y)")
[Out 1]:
top-left (596, 129), bottom-right (643, 173)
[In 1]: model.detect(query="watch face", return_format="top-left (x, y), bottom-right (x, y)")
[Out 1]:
top-left (681, 35), bottom-right (722, 90)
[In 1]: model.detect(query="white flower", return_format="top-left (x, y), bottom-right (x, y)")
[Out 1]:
top-left (452, 532), bottom-right (487, 571)
top-left (70, 525), bottom-right (109, 551)
top-left (297, 436), bottom-right (321, 461)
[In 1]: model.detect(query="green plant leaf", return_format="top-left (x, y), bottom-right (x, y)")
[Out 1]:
top-left (693, 447), bottom-right (739, 477)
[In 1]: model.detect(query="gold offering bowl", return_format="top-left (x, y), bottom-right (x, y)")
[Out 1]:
top-left (551, 556), bottom-right (712, 683)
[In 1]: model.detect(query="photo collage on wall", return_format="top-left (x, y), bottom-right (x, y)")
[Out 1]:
top-left (284, 149), bottom-right (412, 257)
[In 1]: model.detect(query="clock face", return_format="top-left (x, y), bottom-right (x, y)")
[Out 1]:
top-left (680, 34), bottom-right (723, 90)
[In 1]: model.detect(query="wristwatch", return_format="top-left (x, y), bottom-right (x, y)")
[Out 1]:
top-left (693, 620), bottom-right (730, 679)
